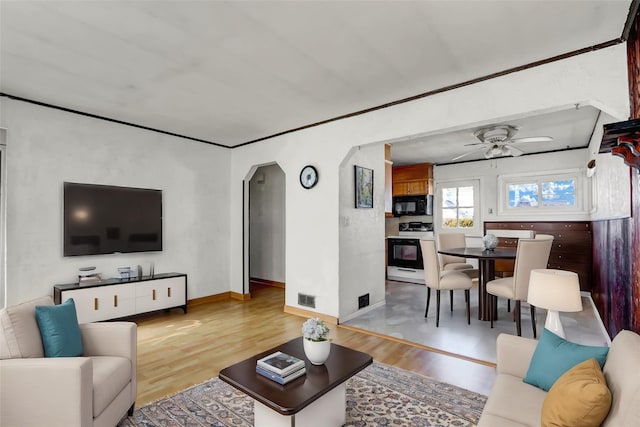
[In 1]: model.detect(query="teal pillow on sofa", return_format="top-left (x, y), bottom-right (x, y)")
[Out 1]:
top-left (35, 298), bottom-right (83, 357)
top-left (524, 328), bottom-right (609, 391)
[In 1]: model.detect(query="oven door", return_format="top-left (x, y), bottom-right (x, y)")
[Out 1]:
top-left (387, 238), bottom-right (424, 269)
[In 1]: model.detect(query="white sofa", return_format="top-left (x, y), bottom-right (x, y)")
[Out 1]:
top-left (0, 296), bottom-right (137, 427)
top-left (478, 330), bottom-right (640, 426)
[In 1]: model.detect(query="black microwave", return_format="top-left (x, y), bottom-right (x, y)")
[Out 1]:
top-left (392, 195), bottom-right (433, 217)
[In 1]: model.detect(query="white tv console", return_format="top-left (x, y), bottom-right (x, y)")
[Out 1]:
top-left (53, 273), bottom-right (187, 323)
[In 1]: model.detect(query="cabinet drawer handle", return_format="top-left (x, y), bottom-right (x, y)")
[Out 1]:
top-left (114, 295), bottom-right (118, 307)
top-left (94, 298), bottom-right (99, 310)
top-left (152, 289), bottom-right (156, 300)
top-left (168, 287), bottom-right (171, 297)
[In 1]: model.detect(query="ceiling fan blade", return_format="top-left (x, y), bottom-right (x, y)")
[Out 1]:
top-left (463, 142), bottom-right (484, 147)
top-left (509, 146), bottom-right (524, 157)
top-left (509, 136), bottom-right (553, 144)
top-left (452, 147), bottom-right (487, 161)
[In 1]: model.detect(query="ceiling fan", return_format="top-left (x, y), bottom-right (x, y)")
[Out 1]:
top-left (452, 124), bottom-right (553, 161)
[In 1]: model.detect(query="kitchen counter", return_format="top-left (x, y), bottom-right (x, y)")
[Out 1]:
top-left (387, 231), bottom-right (434, 239)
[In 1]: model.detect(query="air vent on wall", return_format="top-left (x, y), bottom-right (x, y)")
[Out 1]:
top-left (358, 294), bottom-right (370, 309)
top-left (298, 293), bottom-right (316, 308)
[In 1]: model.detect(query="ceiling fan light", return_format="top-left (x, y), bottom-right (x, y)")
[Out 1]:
top-left (501, 146), bottom-right (511, 156)
top-left (484, 148), bottom-right (493, 159)
top-left (491, 146), bottom-right (503, 156)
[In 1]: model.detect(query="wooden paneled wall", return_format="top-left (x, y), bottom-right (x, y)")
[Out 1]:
top-left (592, 7), bottom-right (640, 338)
top-left (628, 5), bottom-right (640, 120)
top-left (592, 219), bottom-right (633, 337)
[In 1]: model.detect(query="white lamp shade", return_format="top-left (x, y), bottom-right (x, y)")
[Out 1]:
top-left (527, 269), bottom-right (583, 312)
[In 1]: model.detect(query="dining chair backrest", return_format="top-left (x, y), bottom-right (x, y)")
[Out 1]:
top-left (512, 238), bottom-right (553, 301)
top-left (491, 230), bottom-right (536, 277)
top-left (437, 233), bottom-right (467, 268)
top-left (420, 240), bottom-right (441, 288)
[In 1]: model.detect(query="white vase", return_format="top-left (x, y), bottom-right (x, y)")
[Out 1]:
top-left (303, 338), bottom-right (331, 365)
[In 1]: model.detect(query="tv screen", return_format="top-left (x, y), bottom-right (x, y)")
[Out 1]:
top-left (64, 182), bottom-right (162, 256)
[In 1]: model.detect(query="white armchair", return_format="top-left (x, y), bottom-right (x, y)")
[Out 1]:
top-left (0, 296), bottom-right (136, 427)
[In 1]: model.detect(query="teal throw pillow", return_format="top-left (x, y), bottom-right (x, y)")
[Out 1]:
top-left (35, 298), bottom-right (83, 357)
top-left (523, 328), bottom-right (609, 391)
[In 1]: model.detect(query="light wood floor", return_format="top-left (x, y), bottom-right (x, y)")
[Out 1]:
top-left (133, 284), bottom-right (496, 406)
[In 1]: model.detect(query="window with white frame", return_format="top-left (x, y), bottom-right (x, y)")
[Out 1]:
top-left (498, 170), bottom-right (586, 215)
top-left (437, 179), bottom-right (481, 235)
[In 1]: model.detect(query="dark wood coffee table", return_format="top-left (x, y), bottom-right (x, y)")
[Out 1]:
top-left (219, 337), bottom-right (372, 427)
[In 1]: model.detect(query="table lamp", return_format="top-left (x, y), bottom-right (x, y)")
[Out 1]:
top-left (527, 269), bottom-right (582, 339)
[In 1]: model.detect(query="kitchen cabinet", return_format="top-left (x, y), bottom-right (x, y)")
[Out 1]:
top-left (392, 163), bottom-right (433, 196)
top-left (485, 222), bottom-right (593, 291)
top-left (392, 181), bottom-right (428, 196)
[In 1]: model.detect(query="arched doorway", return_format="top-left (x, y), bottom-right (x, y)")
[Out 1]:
top-left (247, 163), bottom-right (286, 296)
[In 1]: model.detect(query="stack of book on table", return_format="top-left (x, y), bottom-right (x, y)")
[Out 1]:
top-left (256, 351), bottom-right (306, 384)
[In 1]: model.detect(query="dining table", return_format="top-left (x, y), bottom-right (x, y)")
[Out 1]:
top-left (437, 246), bottom-right (517, 321)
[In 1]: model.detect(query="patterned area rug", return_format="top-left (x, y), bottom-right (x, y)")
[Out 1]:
top-left (119, 362), bottom-right (487, 426)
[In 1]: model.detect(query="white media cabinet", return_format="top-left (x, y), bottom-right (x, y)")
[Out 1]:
top-left (53, 273), bottom-right (187, 323)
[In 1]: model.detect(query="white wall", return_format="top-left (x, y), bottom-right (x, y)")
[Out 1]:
top-left (433, 121), bottom-right (632, 231)
top-left (249, 164), bottom-right (285, 282)
top-left (436, 149), bottom-right (592, 228)
top-left (1, 44), bottom-right (630, 317)
top-left (586, 110), bottom-right (632, 220)
top-left (1, 99), bottom-right (231, 304)
top-left (589, 154), bottom-right (632, 220)
top-left (229, 44), bottom-right (629, 320)
top-left (338, 144), bottom-right (386, 320)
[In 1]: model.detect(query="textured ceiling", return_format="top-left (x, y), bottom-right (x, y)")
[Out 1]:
top-left (0, 0), bottom-right (633, 155)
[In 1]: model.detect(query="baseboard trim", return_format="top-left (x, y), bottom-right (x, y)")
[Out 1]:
top-left (188, 291), bottom-right (251, 305)
top-left (231, 291), bottom-right (251, 301)
top-left (188, 292), bottom-right (233, 307)
top-left (250, 277), bottom-right (285, 289)
top-left (339, 300), bottom-right (386, 323)
top-left (284, 305), bottom-right (339, 325)
top-left (338, 323), bottom-right (497, 368)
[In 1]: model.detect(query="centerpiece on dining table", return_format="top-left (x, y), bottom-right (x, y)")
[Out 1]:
top-left (482, 233), bottom-right (498, 251)
top-left (302, 317), bottom-right (331, 365)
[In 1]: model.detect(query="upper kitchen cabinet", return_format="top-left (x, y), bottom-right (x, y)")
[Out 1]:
top-left (392, 163), bottom-right (433, 196)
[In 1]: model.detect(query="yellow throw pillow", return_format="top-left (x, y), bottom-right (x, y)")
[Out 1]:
top-left (541, 358), bottom-right (612, 427)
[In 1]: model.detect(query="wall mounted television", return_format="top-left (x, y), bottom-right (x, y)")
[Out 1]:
top-left (63, 182), bottom-right (163, 256)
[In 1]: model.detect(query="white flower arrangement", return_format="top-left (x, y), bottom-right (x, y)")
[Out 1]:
top-left (302, 317), bottom-right (330, 342)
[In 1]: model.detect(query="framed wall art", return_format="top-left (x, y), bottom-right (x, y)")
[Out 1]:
top-left (354, 165), bottom-right (374, 208)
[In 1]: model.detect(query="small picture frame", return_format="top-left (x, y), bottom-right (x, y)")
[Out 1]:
top-left (354, 165), bottom-right (374, 208)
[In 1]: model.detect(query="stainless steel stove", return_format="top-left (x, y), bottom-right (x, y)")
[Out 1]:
top-left (397, 221), bottom-right (434, 240)
top-left (387, 224), bottom-right (435, 284)
top-left (399, 221), bottom-right (433, 232)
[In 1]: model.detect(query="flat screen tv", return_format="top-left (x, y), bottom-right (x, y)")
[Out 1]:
top-left (64, 182), bottom-right (162, 256)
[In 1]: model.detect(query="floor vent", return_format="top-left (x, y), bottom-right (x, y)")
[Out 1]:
top-left (298, 293), bottom-right (316, 308)
top-left (358, 293), bottom-right (370, 309)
